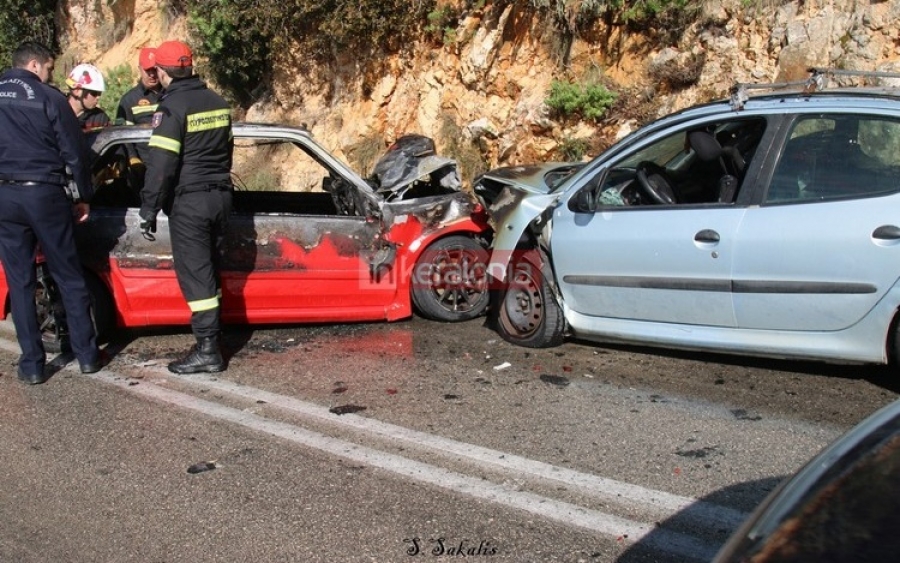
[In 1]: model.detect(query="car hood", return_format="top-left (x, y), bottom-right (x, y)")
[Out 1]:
top-left (473, 162), bottom-right (583, 200)
top-left (376, 155), bottom-right (461, 198)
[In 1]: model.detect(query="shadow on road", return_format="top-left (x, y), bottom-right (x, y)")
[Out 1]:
top-left (616, 476), bottom-right (785, 563)
top-left (568, 337), bottom-right (900, 395)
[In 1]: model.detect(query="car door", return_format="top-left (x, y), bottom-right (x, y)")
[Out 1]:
top-left (732, 113), bottom-right (900, 331)
top-left (220, 134), bottom-right (395, 323)
top-left (551, 204), bottom-right (743, 327)
top-left (550, 123), bottom-right (759, 328)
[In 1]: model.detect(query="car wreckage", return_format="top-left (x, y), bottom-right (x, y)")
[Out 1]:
top-left (0, 124), bottom-right (492, 348)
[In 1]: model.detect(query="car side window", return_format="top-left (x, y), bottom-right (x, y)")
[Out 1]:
top-left (230, 138), bottom-right (341, 216)
top-left (90, 138), bottom-right (346, 216)
top-left (232, 139), bottom-right (332, 193)
top-left (592, 117), bottom-right (766, 207)
top-left (766, 114), bottom-right (900, 204)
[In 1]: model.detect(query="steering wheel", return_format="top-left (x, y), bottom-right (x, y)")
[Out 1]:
top-left (635, 161), bottom-right (679, 205)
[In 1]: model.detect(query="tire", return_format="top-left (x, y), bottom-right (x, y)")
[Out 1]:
top-left (889, 313), bottom-right (900, 368)
top-left (38, 268), bottom-right (115, 352)
top-left (491, 249), bottom-right (565, 348)
top-left (36, 262), bottom-right (67, 353)
top-left (411, 235), bottom-right (490, 322)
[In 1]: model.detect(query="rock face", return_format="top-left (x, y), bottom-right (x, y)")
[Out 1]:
top-left (64, 0), bottom-right (900, 183)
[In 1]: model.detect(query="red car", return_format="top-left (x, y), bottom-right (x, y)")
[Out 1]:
top-left (0, 124), bottom-right (492, 347)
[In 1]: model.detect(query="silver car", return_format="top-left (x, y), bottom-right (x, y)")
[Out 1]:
top-left (476, 69), bottom-right (900, 366)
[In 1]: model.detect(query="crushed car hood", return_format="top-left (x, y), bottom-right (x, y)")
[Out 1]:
top-left (473, 162), bottom-right (584, 204)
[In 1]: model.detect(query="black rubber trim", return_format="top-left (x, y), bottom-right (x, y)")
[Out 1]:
top-left (562, 275), bottom-right (877, 294)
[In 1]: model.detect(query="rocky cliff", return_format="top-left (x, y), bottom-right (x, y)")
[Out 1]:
top-left (61, 0), bottom-right (900, 184)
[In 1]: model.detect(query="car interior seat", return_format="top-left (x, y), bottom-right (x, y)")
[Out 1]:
top-left (687, 130), bottom-right (738, 203)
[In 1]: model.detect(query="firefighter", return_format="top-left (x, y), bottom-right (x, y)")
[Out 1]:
top-left (65, 63), bottom-right (110, 132)
top-left (0, 41), bottom-right (105, 383)
top-left (116, 47), bottom-right (162, 127)
top-left (115, 47), bottom-right (162, 189)
top-left (138, 40), bottom-right (233, 374)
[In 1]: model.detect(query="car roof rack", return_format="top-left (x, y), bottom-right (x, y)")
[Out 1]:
top-left (729, 67), bottom-right (900, 110)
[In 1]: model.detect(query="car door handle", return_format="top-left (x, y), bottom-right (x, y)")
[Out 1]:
top-left (873, 225), bottom-right (900, 241)
top-left (694, 229), bottom-right (720, 243)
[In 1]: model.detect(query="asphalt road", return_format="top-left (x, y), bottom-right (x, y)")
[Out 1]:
top-left (1, 316), bottom-right (897, 562)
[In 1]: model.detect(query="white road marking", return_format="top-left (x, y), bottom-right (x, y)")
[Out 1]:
top-left (168, 372), bottom-right (748, 531)
top-left (0, 335), bottom-right (738, 560)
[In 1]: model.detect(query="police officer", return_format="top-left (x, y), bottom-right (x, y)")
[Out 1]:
top-left (0, 41), bottom-right (104, 384)
top-left (139, 40), bottom-right (233, 374)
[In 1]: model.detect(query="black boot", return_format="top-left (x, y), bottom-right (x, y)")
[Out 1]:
top-left (168, 337), bottom-right (225, 374)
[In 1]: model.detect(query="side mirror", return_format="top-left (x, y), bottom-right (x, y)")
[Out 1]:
top-left (569, 188), bottom-right (597, 213)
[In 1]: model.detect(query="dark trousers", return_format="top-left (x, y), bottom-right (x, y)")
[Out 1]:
top-left (0, 183), bottom-right (98, 373)
top-left (169, 187), bottom-right (232, 339)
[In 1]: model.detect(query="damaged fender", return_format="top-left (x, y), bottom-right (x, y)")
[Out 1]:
top-left (487, 188), bottom-right (559, 282)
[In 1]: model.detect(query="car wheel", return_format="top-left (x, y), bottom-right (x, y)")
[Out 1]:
top-left (38, 269), bottom-right (115, 353)
top-left (36, 263), bottom-right (65, 353)
top-left (890, 314), bottom-right (900, 368)
top-left (411, 235), bottom-right (490, 322)
top-left (493, 249), bottom-right (565, 348)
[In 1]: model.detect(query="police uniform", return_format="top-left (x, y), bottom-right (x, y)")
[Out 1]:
top-left (0, 62), bottom-right (101, 380)
top-left (140, 44), bottom-right (233, 374)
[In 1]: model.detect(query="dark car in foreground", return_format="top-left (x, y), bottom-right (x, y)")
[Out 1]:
top-left (713, 397), bottom-right (900, 562)
top-left (0, 124), bottom-right (492, 346)
top-left (476, 69), bottom-right (900, 367)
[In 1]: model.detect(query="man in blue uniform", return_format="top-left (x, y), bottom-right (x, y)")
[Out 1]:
top-left (0, 41), bottom-right (105, 384)
top-left (139, 40), bottom-right (233, 374)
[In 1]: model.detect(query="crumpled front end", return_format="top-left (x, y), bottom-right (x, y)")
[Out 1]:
top-left (472, 166), bottom-right (562, 283)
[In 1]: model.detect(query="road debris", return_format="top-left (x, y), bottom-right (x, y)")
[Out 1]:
top-left (539, 374), bottom-right (570, 387)
top-left (187, 461), bottom-right (217, 474)
top-left (330, 404), bottom-right (367, 415)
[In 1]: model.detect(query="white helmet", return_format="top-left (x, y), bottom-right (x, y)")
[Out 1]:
top-left (65, 63), bottom-right (106, 92)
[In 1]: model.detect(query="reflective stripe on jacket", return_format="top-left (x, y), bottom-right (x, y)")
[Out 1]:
top-left (115, 83), bottom-right (161, 126)
top-left (141, 75), bottom-right (233, 217)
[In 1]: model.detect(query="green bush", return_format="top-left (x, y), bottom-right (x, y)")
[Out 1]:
top-left (100, 64), bottom-right (136, 118)
top-left (528, 0), bottom-right (699, 33)
top-left (0, 0), bottom-right (57, 69)
top-left (425, 4), bottom-right (460, 46)
top-left (556, 136), bottom-right (591, 161)
top-left (187, 2), bottom-right (270, 107)
top-left (186, 0), bottom-right (438, 107)
top-left (611, 0), bottom-right (697, 23)
top-left (546, 80), bottom-right (617, 122)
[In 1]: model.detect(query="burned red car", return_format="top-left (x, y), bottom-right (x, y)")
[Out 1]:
top-left (0, 124), bottom-right (491, 346)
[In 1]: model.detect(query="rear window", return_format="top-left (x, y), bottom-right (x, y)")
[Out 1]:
top-left (767, 114), bottom-right (900, 203)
